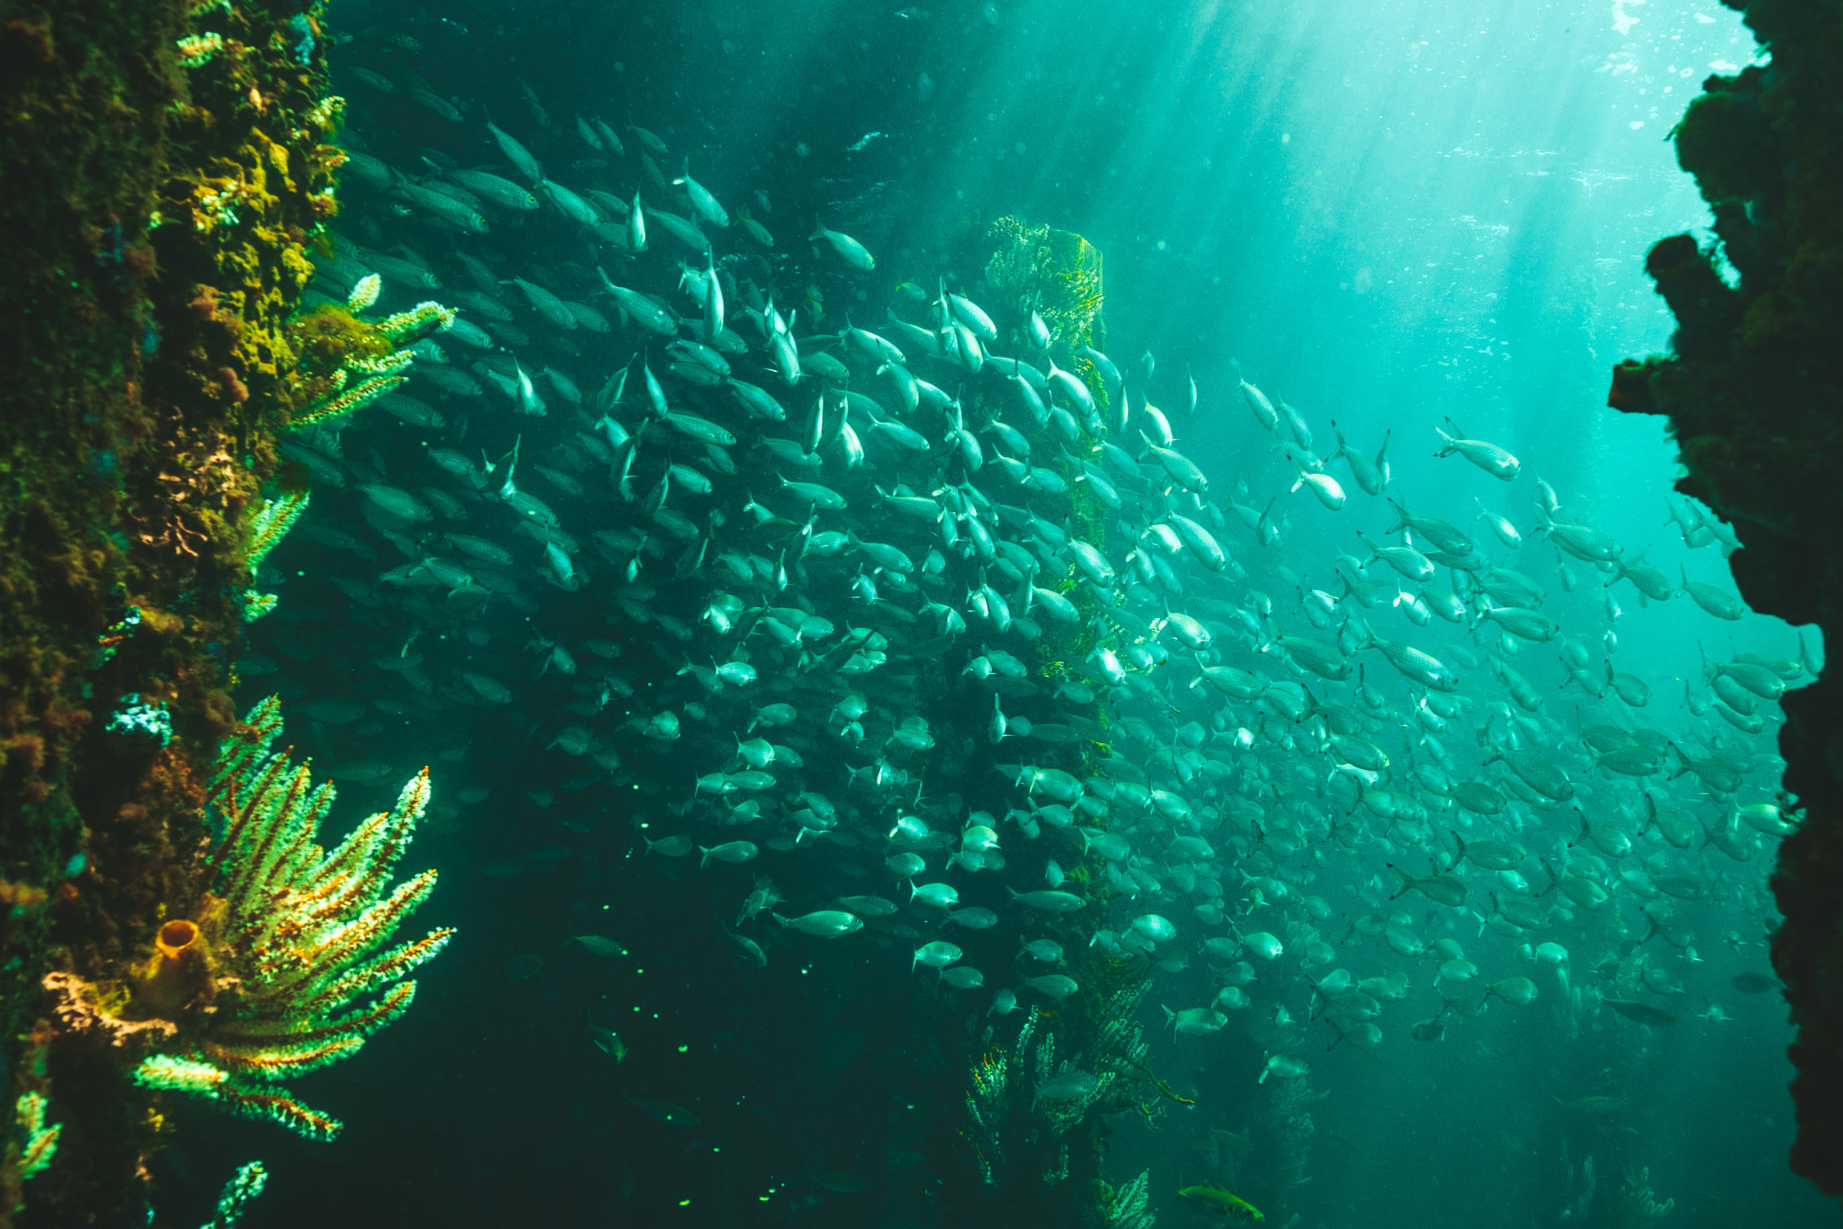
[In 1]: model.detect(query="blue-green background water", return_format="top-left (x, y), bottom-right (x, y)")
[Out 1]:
top-left (157, 1), bottom-right (1838, 1225)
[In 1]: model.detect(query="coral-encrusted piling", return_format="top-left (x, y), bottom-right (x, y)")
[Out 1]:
top-left (1609, 0), bottom-right (1843, 1200)
top-left (0, 1), bottom-right (444, 1223)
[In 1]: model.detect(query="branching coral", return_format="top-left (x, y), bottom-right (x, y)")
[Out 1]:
top-left (200, 1161), bottom-right (267, 1229)
top-left (125, 695), bottom-right (453, 1139)
top-left (345, 273), bottom-right (380, 313)
top-left (237, 489), bottom-right (308, 620)
top-left (963, 1028), bottom-right (1018, 1187)
top-left (375, 299), bottom-right (457, 344)
top-left (46, 697), bottom-right (452, 1143)
top-left (244, 481), bottom-right (298, 555)
top-left (288, 372), bottom-right (406, 429)
top-left (962, 975), bottom-right (1155, 1191)
top-left (1102, 1168), bottom-right (1155, 1229)
top-left (285, 291), bottom-right (452, 428)
top-left (11, 1093), bottom-right (60, 1181)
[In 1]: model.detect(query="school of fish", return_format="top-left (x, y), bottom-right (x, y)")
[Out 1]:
top-left (258, 57), bottom-right (1811, 1101)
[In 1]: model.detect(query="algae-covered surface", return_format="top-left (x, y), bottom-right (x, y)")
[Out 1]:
top-left (0, 1), bottom-right (446, 1221)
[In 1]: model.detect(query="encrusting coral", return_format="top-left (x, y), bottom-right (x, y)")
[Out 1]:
top-left (47, 697), bottom-right (452, 1142)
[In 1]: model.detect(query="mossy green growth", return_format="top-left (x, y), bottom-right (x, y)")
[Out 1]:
top-left (984, 216), bottom-right (1106, 347)
top-left (289, 303), bottom-right (391, 371)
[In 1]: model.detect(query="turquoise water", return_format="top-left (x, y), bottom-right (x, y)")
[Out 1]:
top-left (170, 1), bottom-right (1836, 1225)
